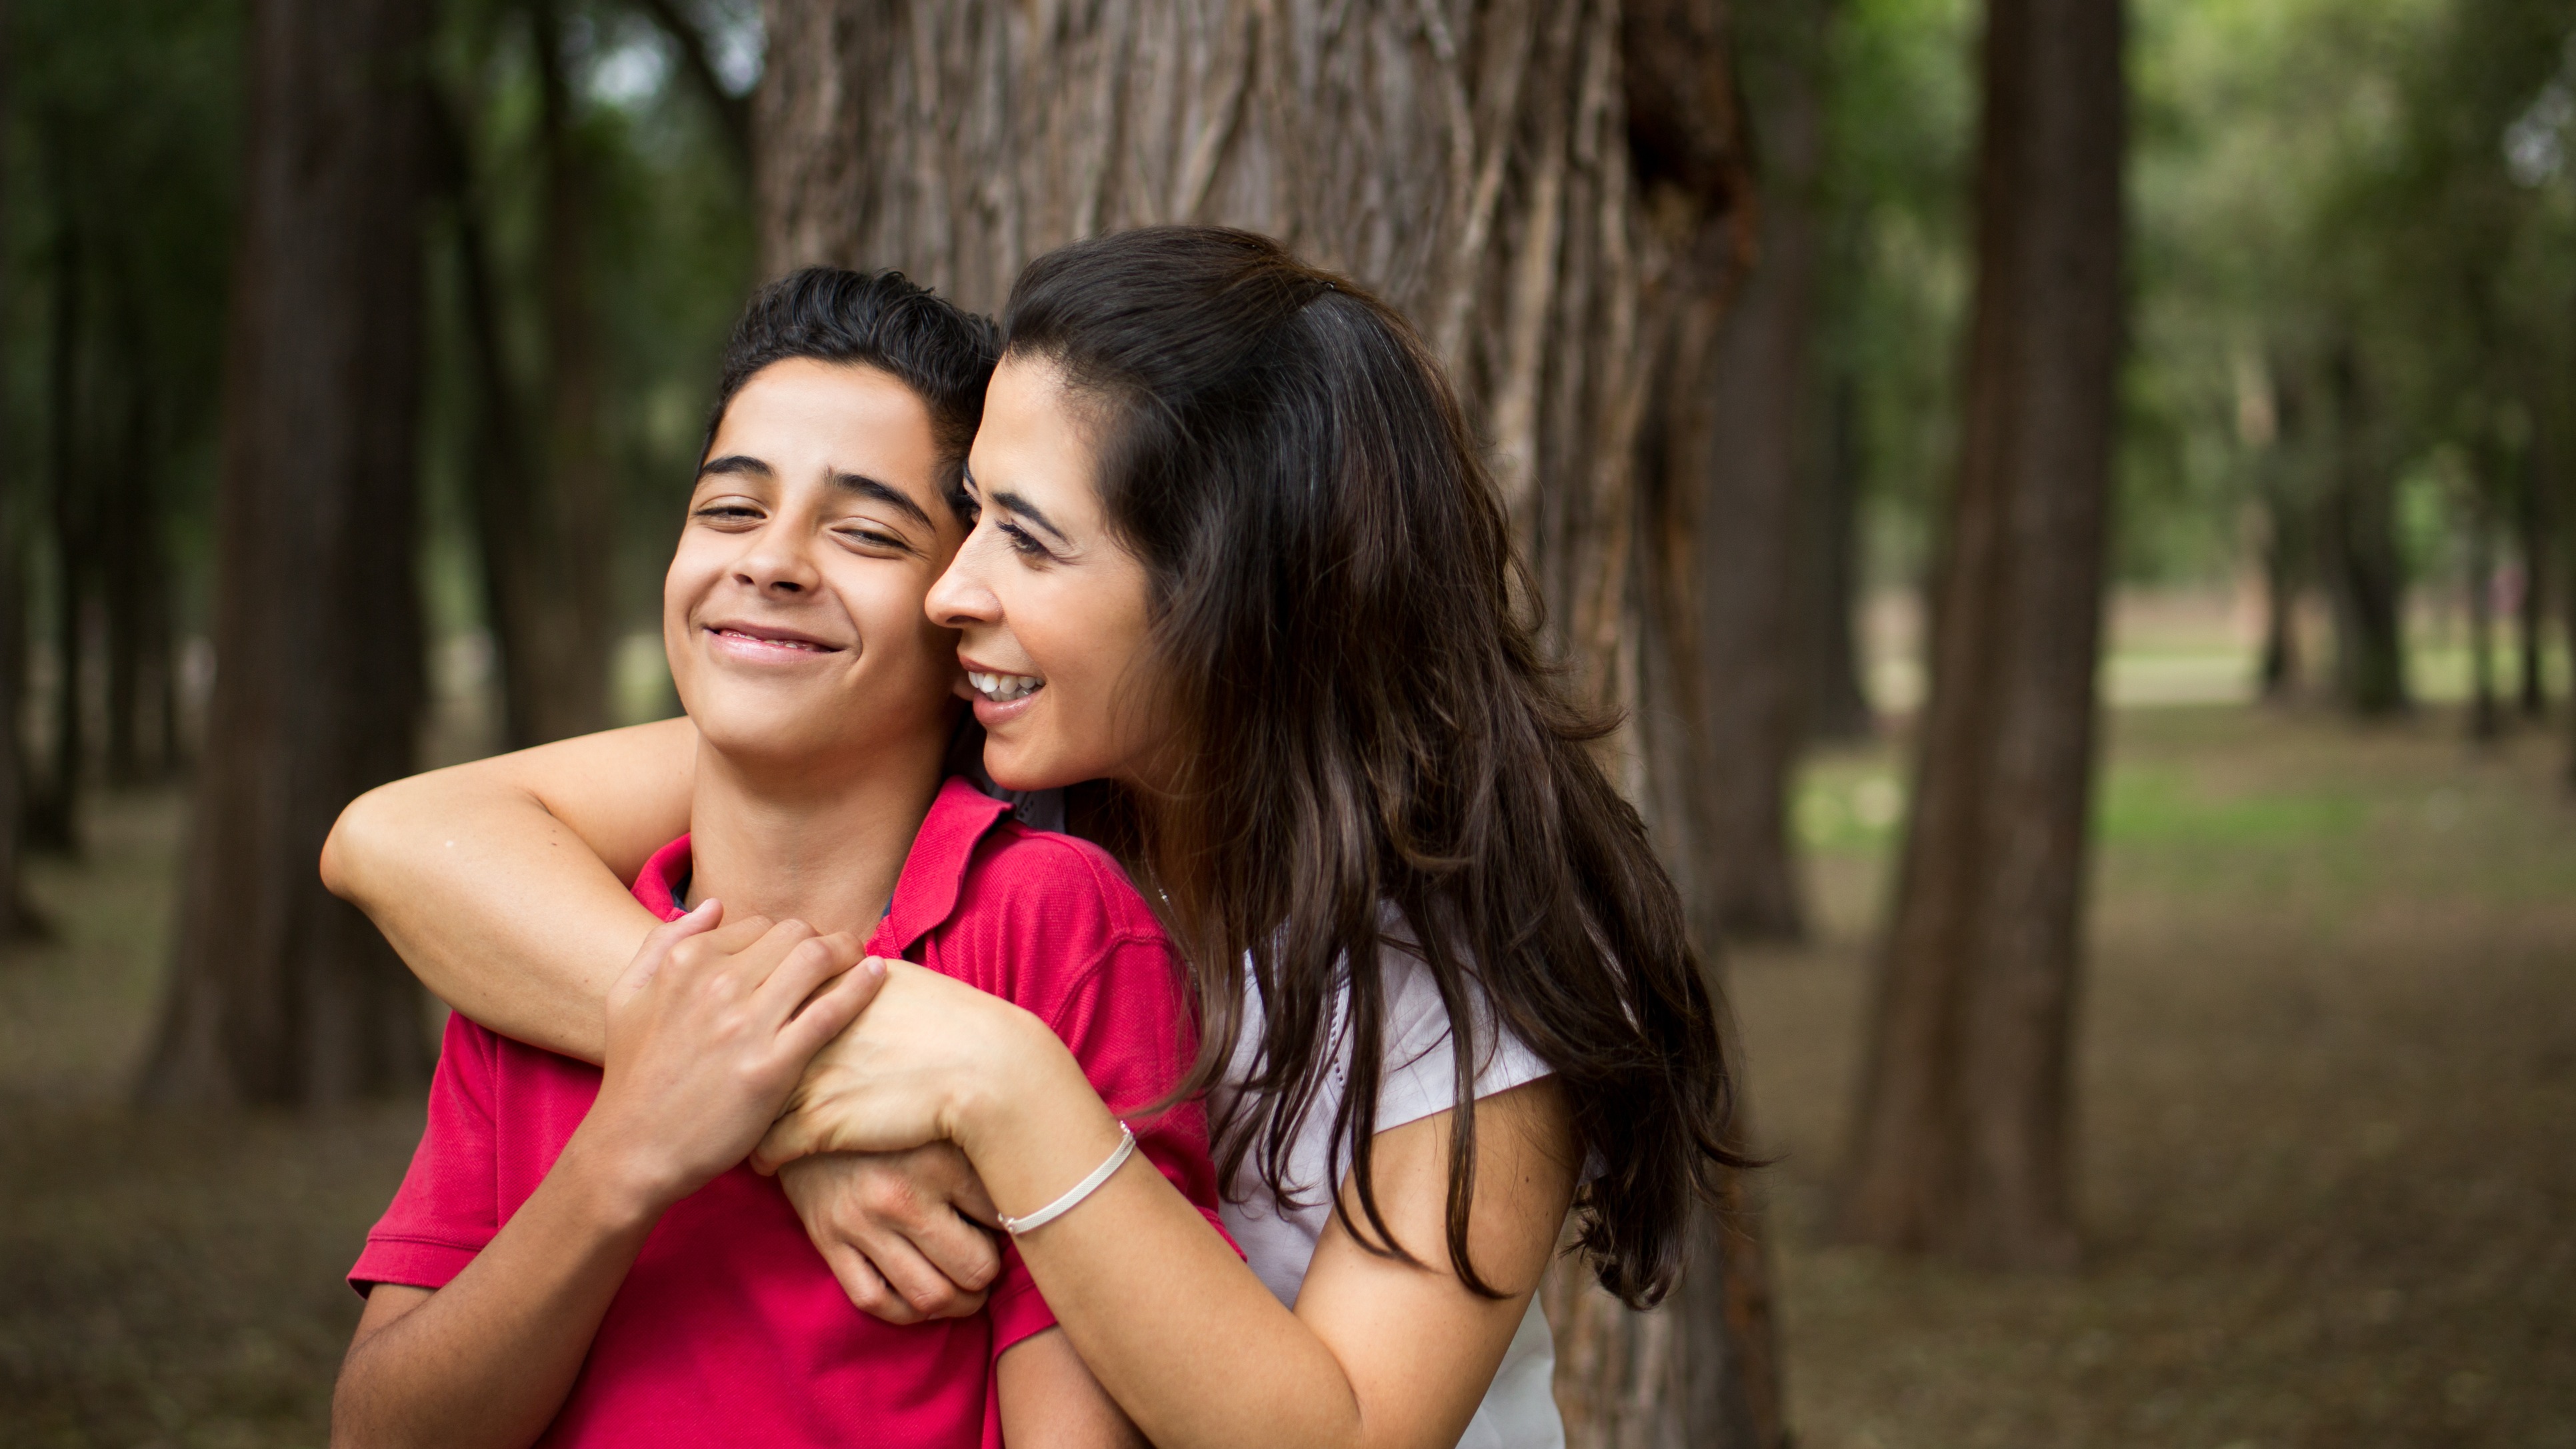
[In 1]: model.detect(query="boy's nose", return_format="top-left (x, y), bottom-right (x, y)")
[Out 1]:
top-left (733, 533), bottom-right (823, 595)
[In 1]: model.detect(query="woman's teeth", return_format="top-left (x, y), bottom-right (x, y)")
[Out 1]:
top-left (968, 670), bottom-right (1043, 703)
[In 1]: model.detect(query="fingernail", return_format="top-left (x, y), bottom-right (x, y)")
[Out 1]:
top-left (691, 898), bottom-right (719, 916)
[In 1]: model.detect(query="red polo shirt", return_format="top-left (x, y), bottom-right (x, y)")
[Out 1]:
top-left (350, 777), bottom-right (1219, 1448)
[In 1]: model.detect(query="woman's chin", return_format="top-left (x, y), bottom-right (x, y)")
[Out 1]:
top-left (981, 744), bottom-right (1075, 796)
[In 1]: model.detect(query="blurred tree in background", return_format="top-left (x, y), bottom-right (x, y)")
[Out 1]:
top-left (1841, 0), bottom-right (2126, 1270)
top-left (139, 0), bottom-right (437, 1102)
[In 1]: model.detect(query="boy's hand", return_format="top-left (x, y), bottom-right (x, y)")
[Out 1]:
top-left (779, 1146), bottom-right (1003, 1323)
top-left (571, 902), bottom-right (883, 1210)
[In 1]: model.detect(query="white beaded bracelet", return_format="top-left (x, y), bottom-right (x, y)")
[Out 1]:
top-left (997, 1123), bottom-right (1137, 1237)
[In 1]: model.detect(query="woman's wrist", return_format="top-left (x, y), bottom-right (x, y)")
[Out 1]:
top-left (946, 1010), bottom-right (1129, 1222)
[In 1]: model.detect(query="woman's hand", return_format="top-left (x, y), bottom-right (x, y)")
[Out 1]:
top-left (751, 959), bottom-right (1056, 1172)
top-left (571, 903), bottom-right (882, 1208)
top-left (777, 1146), bottom-right (1005, 1323)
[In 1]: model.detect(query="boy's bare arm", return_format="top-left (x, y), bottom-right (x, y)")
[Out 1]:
top-left (321, 719), bottom-right (699, 1063)
top-left (331, 910), bottom-right (883, 1449)
top-left (330, 1148), bottom-right (665, 1449)
top-left (995, 1329), bottom-right (1148, 1449)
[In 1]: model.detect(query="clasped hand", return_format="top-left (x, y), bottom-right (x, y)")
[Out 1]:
top-left (581, 902), bottom-right (1021, 1322)
top-left (573, 901), bottom-right (881, 1208)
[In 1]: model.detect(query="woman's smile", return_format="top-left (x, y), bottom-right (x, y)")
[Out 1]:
top-left (961, 665), bottom-right (1044, 703)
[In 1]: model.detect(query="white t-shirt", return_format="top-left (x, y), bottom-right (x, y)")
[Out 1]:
top-left (1208, 939), bottom-right (1564, 1449)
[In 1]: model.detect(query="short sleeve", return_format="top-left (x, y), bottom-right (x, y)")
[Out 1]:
top-left (1373, 947), bottom-right (1555, 1135)
top-left (348, 1013), bottom-right (503, 1295)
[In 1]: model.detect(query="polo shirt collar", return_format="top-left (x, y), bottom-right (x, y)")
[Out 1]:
top-left (627, 776), bottom-right (1013, 955)
top-left (876, 776), bottom-right (1013, 957)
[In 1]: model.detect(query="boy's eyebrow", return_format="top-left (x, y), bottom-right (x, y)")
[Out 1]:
top-left (830, 471), bottom-right (936, 531)
top-left (698, 454), bottom-right (772, 481)
top-left (698, 454), bottom-right (936, 533)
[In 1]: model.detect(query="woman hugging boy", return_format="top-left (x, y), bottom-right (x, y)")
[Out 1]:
top-left (330, 270), bottom-right (1217, 1449)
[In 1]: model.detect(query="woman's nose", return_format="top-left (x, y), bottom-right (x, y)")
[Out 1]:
top-left (925, 533), bottom-right (1000, 627)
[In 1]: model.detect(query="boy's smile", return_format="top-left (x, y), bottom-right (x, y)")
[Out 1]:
top-left (705, 619), bottom-right (847, 662)
top-left (665, 357), bottom-right (967, 784)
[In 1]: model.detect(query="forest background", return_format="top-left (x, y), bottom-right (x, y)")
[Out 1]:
top-left (0, 0), bottom-right (2571, 1446)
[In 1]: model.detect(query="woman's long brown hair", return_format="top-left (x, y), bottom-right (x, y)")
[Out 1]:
top-left (1002, 226), bottom-right (1749, 1307)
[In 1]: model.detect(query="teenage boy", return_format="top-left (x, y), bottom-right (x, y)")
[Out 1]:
top-left (330, 271), bottom-right (1217, 1449)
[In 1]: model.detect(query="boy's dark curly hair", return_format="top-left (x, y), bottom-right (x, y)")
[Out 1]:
top-left (704, 268), bottom-right (1000, 514)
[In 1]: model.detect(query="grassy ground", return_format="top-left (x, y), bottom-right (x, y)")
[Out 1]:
top-left (1755, 705), bottom-right (2576, 1449)
top-left (0, 702), bottom-right (2569, 1446)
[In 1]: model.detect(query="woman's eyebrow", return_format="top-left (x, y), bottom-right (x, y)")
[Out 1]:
top-left (991, 490), bottom-right (1069, 543)
top-left (829, 469), bottom-right (935, 531)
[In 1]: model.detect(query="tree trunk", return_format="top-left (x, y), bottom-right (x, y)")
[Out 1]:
top-left (2561, 427), bottom-right (2576, 790)
top-left (523, 0), bottom-right (614, 744)
top-left (27, 201), bottom-right (85, 853)
top-left (2257, 513), bottom-right (2299, 700)
top-left (2251, 353), bottom-right (2304, 702)
top-left (757, 0), bottom-right (1782, 1438)
top-left (2514, 449), bottom-right (2547, 718)
top-left (138, 0), bottom-right (434, 1106)
top-left (1686, 0), bottom-right (1835, 945)
top-left (1805, 372), bottom-right (1875, 740)
top-left (455, 0), bottom-right (616, 752)
top-left (2318, 341), bottom-right (2409, 716)
top-left (0, 0), bottom-right (35, 937)
top-left (102, 280), bottom-right (174, 786)
top-left (1836, 0), bottom-right (2123, 1271)
top-left (2465, 469), bottom-right (2500, 742)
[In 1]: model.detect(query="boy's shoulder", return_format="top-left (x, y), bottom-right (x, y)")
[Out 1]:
top-left (895, 780), bottom-right (1179, 1025)
top-left (965, 816), bottom-right (1159, 932)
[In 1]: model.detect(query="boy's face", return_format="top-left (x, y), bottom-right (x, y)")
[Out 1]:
top-left (665, 358), bottom-right (966, 776)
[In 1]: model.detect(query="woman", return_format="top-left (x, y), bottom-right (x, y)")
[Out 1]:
top-left (325, 227), bottom-right (1745, 1449)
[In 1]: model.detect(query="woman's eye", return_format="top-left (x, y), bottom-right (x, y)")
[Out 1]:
top-left (694, 505), bottom-right (761, 523)
top-left (839, 526), bottom-right (907, 551)
top-left (997, 521), bottom-right (1051, 561)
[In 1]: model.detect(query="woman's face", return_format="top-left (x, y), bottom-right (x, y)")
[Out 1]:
top-left (927, 353), bottom-right (1173, 794)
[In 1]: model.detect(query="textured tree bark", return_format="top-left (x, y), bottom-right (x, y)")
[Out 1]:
top-left (757, 0), bottom-right (1781, 1438)
top-left (139, 0), bottom-right (434, 1105)
top-left (1835, 0), bottom-right (2123, 1270)
top-left (1683, 0), bottom-right (1835, 945)
top-left (2318, 341), bottom-right (2409, 716)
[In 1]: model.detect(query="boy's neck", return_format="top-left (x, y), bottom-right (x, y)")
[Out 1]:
top-left (681, 734), bottom-right (950, 941)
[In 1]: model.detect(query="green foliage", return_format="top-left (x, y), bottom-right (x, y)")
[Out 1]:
top-left (1829, 0), bottom-right (2576, 597)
